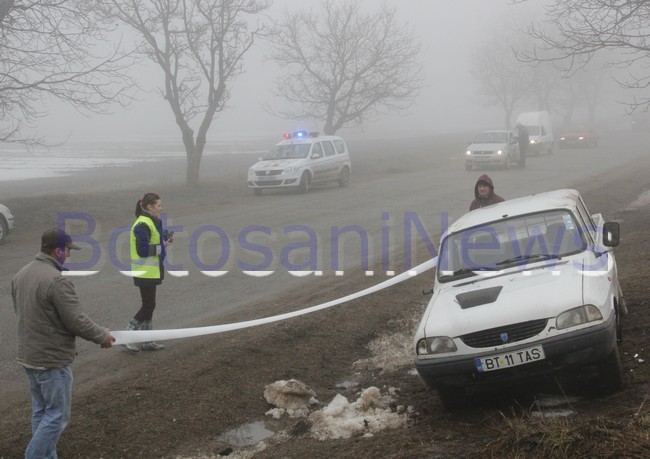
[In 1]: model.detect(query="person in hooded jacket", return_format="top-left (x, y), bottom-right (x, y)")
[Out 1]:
top-left (469, 174), bottom-right (505, 211)
top-left (123, 192), bottom-right (173, 352)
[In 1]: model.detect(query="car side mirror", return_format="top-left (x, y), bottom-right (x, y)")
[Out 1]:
top-left (603, 221), bottom-right (620, 247)
top-left (312, 152), bottom-right (322, 159)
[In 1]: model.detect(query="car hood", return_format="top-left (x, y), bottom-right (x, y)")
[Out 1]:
top-left (422, 261), bottom-right (584, 338)
top-left (469, 142), bottom-right (508, 151)
top-left (251, 159), bottom-right (305, 169)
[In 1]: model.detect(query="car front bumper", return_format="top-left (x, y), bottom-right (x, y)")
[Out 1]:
top-left (465, 155), bottom-right (508, 167)
top-left (247, 172), bottom-right (301, 189)
top-left (415, 313), bottom-right (617, 389)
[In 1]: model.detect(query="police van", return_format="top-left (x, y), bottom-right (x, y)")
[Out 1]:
top-left (247, 131), bottom-right (352, 195)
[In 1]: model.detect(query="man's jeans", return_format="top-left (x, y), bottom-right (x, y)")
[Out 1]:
top-left (24, 366), bottom-right (73, 459)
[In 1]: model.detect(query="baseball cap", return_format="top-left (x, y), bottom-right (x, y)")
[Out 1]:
top-left (41, 228), bottom-right (81, 250)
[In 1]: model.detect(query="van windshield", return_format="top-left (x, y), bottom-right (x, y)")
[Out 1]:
top-left (526, 125), bottom-right (542, 135)
top-left (264, 143), bottom-right (311, 160)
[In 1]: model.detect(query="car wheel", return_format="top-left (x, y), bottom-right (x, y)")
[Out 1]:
top-left (298, 172), bottom-right (311, 193)
top-left (597, 346), bottom-right (624, 395)
top-left (503, 155), bottom-right (511, 170)
top-left (437, 385), bottom-right (467, 410)
top-left (338, 166), bottom-right (350, 187)
top-left (253, 189), bottom-right (262, 196)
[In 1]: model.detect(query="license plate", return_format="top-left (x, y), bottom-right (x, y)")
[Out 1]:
top-left (257, 175), bottom-right (276, 181)
top-left (475, 346), bottom-right (545, 373)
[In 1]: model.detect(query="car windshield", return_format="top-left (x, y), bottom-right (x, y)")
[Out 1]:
top-left (263, 143), bottom-right (311, 160)
top-left (437, 210), bottom-right (587, 282)
top-left (473, 132), bottom-right (508, 143)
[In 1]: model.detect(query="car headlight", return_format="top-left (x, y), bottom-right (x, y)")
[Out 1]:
top-left (416, 337), bottom-right (457, 355)
top-left (284, 166), bottom-right (300, 173)
top-left (466, 150), bottom-right (472, 156)
top-left (496, 150), bottom-right (503, 155)
top-left (556, 305), bottom-right (603, 330)
top-left (248, 169), bottom-right (256, 177)
top-left (578, 136), bottom-right (584, 140)
top-left (529, 139), bottom-right (537, 144)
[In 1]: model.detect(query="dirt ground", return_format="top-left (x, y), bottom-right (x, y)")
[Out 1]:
top-left (1, 138), bottom-right (650, 458)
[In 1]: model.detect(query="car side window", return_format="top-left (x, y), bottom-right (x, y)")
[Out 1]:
top-left (333, 140), bottom-right (346, 154)
top-left (322, 141), bottom-right (336, 157)
top-left (311, 142), bottom-right (323, 158)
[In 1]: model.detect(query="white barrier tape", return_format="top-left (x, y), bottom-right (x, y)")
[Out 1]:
top-left (111, 257), bottom-right (437, 346)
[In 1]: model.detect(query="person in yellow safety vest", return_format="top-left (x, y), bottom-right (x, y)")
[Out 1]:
top-left (123, 192), bottom-right (173, 352)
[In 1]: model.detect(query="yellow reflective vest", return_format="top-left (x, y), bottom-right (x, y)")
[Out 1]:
top-left (130, 216), bottom-right (161, 279)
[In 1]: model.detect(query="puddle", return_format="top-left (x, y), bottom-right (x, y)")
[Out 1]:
top-left (216, 419), bottom-right (287, 447)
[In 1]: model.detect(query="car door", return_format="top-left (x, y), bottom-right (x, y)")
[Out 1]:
top-left (309, 141), bottom-right (327, 183)
top-left (320, 140), bottom-right (339, 181)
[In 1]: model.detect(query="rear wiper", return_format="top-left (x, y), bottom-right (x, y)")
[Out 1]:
top-left (497, 253), bottom-right (560, 266)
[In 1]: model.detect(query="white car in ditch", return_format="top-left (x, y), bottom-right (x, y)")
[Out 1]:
top-left (414, 189), bottom-right (625, 408)
top-left (248, 131), bottom-right (351, 195)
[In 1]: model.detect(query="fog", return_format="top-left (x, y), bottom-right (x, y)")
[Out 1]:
top-left (32, 0), bottom-right (529, 144)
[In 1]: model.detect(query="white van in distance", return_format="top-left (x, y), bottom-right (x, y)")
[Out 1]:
top-left (248, 131), bottom-right (352, 195)
top-left (516, 111), bottom-right (554, 155)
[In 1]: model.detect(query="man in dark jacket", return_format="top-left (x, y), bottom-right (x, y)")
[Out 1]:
top-left (12, 228), bottom-right (114, 459)
top-left (517, 122), bottom-right (529, 166)
top-left (469, 174), bottom-right (505, 211)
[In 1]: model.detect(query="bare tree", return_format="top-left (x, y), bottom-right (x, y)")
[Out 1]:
top-left (0, 0), bottom-right (135, 144)
top-left (520, 0), bottom-right (650, 112)
top-left (470, 30), bottom-right (530, 129)
top-left (95, 0), bottom-right (269, 186)
top-left (267, 0), bottom-right (423, 135)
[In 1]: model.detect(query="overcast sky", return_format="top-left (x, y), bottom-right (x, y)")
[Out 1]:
top-left (34, 0), bottom-right (535, 143)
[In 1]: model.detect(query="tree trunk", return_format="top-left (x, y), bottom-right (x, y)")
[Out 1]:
top-left (180, 127), bottom-right (202, 187)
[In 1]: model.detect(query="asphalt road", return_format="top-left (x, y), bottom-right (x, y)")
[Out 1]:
top-left (1, 128), bottom-right (647, 392)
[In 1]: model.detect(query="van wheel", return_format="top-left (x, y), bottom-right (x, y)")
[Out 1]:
top-left (338, 167), bottom-right (350, 187)
top-left (298, 172), bottom-right (311, 193)
top-left (253, 189), bottom-right (262, 196)
top-left (0, 217), bottom-right (7, 244)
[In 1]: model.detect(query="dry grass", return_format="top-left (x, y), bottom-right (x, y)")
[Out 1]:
top-left (477, 411), bottom-right (650, 458)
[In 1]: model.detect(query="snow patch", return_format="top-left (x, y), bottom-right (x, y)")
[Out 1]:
top-left (263, 379), bottom-right (318, 418)
top-left (308, 387), bottom-right (408, 440)
top-left (352, 315), bottom-right (420, 373)
top-left (263, 379), bottom-right (411, 441)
